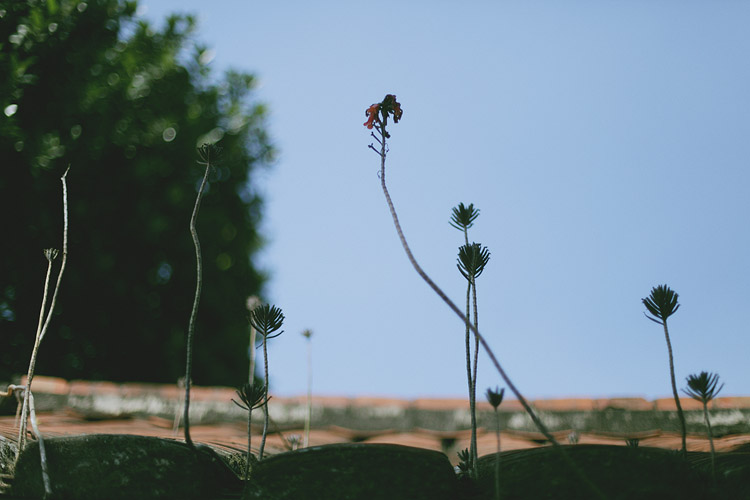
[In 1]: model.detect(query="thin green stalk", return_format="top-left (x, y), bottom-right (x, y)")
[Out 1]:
top-left (662, 322), bottom-right (687, 459)
top-left (259, 333), bottom-right (270, 460)
top-left (494, 408), bottom-right (501, 500)
top-left (245, 408), bottom-right (253, 481)
top-left (471, 276), bottom-right (480, 471)
top-left (702, 401), bottom-right (716, 480)
top-left (303, 330), bottom-right (313, 448)
top-left (184, 150), bottom-right (213, 449)
top-left (373, 114), bottom-right (606, 500)
top-left (464, 280), bottom-right (475, 473)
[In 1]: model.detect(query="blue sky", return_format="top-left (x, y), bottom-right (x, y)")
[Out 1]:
top-left (141, 1), bottom-right (750, 400)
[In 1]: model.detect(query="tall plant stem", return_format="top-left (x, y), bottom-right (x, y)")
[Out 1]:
top-left (304, 336), bottom-right (312, 448)
top-left (375, 131), bottom-right (606, 500)
top-left (459, 228), bottom-right (479, 474)
top-left (244, 408), bottom-right (254, 481)
top-left (184, 158), bottom-right (212, 449)
top-left (18, 167), bottom-right (70, 459)
top-left (662, 321), bottom-right (687, 459)
top-left (463, 281), bottom-right (475, 473)
top-left (701, 400), bottom-right (716, 480)
top-left (494, 408), bottom-right (501, 500)
top-left (17, 256), bottom-right (53, 455)
top-left (470, 276), bottom-right (480, 472)
top-left (259, 334), bottom-right (270, 460)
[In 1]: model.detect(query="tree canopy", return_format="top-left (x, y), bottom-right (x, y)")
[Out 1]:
top-left (0, 0), bottom-right (274, 386)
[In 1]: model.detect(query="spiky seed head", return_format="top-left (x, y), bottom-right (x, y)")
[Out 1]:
top-left (642, 284), bottom-right (680, 325)
top-left (486, 387), bottom-right (505, 410)
top-left (43, 248), bottom-right (59, 261)
top-left (232, 382), bottom-right (267, 411)
top-left (457, 243), bottom-right (491, 281)
top-left (248, 304), bottom-right (285, 338)
top-left (682, 371), bottom-right (724, 404)
top-left (197, 143), bottom-right (222, 165)
top-left (456, 448), bottom-right (471, 476)
top-left (450, 203), bottom-right (480, 232)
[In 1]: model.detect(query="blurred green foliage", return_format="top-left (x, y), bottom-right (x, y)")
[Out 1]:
top-left (0, 0), bottom-right (274, 385)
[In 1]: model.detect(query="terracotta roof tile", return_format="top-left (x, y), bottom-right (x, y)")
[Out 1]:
top-left (412, 398), bottom-right (469, 410)
top-left (531, 398), bottom-right (598, 411)
top-left (596, 397), bottom-right (653, 411)
top-left (653, 397), bottom-right (704, 411)
top-left (713, 397), bottom-right (750, 409)
top-left (68, 379), bottom-right (119, 396)
top-left (20, 376), bottom-right (69, 395)
top-left (4, 376), bottom-right (750, 463)
top-left (350, 397), bottom-right (411, 409)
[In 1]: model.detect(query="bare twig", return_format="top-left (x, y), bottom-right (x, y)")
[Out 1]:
top-left (17, 167), bottom-right (70, 460)
top-left (26, 392), bottom-right (51, 498)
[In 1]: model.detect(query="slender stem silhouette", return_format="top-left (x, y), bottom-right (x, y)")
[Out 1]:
top-left (259, 332), bottom-right (270, 459)
top-left (369, 101), bottom-right (605, 498)
top-left (17, 167), bottom-right (69, 460)
top-left (184, 148), bottom-right (213, 449)
top-left (662, 321), bottom-right (687, 458)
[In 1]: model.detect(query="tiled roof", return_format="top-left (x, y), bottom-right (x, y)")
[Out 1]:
top-left (2, 376), bottom-right (750, 465)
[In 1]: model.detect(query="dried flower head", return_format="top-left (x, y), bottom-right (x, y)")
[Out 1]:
top-left (364, 94), bottom-right (403, 131)
top-left (43, 248), bottom-right (59, 261)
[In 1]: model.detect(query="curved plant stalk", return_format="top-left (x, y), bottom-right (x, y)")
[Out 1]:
top-left (17, 167), bottom-right (70, 460)
top-left (683, 371), bottom-right (724, 480)
top-left (643, 284), bottom-right (687, 459)
top-left (184, 145), bottom-right (216, 449)
top-left (248, 304), bottom-right (284, 460)
top-left (366, 95), bottom-right (606, 499)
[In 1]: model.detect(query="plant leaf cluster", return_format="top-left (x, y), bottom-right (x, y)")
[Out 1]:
top-left (642, 285), bottom-right (680, 324)
top-left (457, 243), bottom-right (491, 281)
top-left (232, 382), bottom-right (267, 411)
top-left (449, 203), bottom-right (479, 232)
top-left (248, 304), bottom-right (285, 339)
top-left (683, 371), bottom-right (724, 404)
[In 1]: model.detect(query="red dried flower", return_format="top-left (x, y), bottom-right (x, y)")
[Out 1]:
top-left (364, 103), bottom-right (380, 129)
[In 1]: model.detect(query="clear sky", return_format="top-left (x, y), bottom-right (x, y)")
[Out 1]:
top-left (140, 1), bottom-right (750, 400)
